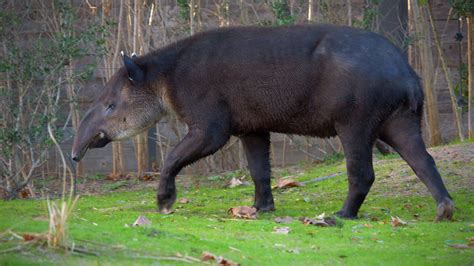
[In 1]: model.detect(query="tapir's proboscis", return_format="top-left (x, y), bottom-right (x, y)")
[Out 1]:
top-left (72, 25), bottom-right (454, 221)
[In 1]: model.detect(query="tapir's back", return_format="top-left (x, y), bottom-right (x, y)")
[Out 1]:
top-left (169, 25), bottom-right (418, 136)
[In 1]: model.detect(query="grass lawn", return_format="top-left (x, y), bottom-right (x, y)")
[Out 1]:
top-left (1, 143), bottom-right (473, 265)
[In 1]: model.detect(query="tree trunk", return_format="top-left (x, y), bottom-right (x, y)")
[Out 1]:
top-left (307, 0), bottom-right (313, 22)
top-left (129, 0), bottom-right (149, 177)
top-left (109, 0), bottom-right (126, 176)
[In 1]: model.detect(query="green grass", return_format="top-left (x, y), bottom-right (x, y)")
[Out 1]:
top-left (1, 144), bottom-right (473, 265)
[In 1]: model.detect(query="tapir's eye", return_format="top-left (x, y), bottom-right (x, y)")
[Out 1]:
top-left (106, 104), bottom-right (115, 111)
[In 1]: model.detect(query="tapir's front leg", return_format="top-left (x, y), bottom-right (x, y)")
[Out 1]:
top-left (158, 127), bottom-right (230, 213)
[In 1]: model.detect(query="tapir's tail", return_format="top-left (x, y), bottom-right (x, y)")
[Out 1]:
top-left (407, 71), bottom-right (424, 113)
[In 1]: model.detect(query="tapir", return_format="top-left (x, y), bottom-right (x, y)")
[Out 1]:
top-left (71, 24), bottom-right (454, 220)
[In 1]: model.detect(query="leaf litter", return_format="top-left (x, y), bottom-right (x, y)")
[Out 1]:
top-left (227, 177), bottom-right (250, 188)
top-left (299, 213), bottom-right (338, 227)
top-left (132, 215), bottom-right (151, 227)
top-left (228, 206), bottom-right (257, 219)
top-left (272, 178), bottom-right (303, 190)
top-left (178, 198), bottom-right (190, 204)
top-left (202, 251), bottom-right (240, 265)
top-left (390, 216), bottom-right (408, 227)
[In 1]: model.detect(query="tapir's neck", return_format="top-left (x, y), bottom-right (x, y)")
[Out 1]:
top-left (136, 39), bottom-right (189, 83)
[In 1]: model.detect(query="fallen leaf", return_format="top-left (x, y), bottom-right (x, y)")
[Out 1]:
top-left (272, 178), bottom-right (303, 189)
top-left (106, 173), bottom-right (131, 181)
top-left (273, 227), bottom-right (290, 234)
top-left (106, 173), bottom-right (118, 181)
top-left (139, 174), bottom-right (154, 181)
top-left (228, 206), bottom-right (257, 219)
top-left (19, 188), bottom-right (32, 199)
top-left (299, 214), bottom-right (337, 227)
top-left (228, 177), bottom-right (243, 188)
top-left (202, 251), bottom-right (217, 261)
top-left (133, 215), bottom-right (151, 226)
top-left (22, 233), bottom-right (47, 242)
top-left (314, 212), bottom-right (326, 220)
top-left (469, 237), bottom-right (474, 247)
top-left (274, 216), bottom-right (293, 224)
top-left (23, 233), bottom-right (37, 242)
top-left (227, 177), bottom-right (251, 188)
top-left (391, 216), bottom-right (407, 227)
top-left (202, 251), bottom-right (239, 266)
top-left (178, 198), bottom-right (190, 204)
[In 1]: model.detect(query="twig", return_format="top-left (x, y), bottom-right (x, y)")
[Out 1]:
top-left (71, 246), bottom-right (99, 256)
top-left (300, 172), bottom-right (343, 186)
top-left (5, 229), bottom-right (23, 240)
top-left (129, 254), bottom-right (196, 263)
top-left (0, 246), bottom-right (22, 254)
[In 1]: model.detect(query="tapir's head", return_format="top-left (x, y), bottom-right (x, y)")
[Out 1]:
top-left (71, 53), bottom-right (168, 162)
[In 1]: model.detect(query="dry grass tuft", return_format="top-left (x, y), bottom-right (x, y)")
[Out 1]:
top-left (46, 196), bottom-right (79, 249)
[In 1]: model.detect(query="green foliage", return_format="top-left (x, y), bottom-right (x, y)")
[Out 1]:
top-left (271, 1), bottom-right (295, 26)
top-left (454, 63), bottom-right (469, 110)
top-left (0, 0), bottom-right (110, 196)
top-left (102, 180), bottom-right (129, 191)
top-left (354, 0), bottom-right (379, 30)
top-left (418, 0), bottom-right (429, 6)
top-left (449, 0), bottom-right (474, 17)
top-left (87, 174), bottom-right (106, 181)
top-left (176, 0), bottom-right (190, 22)
top-left (0, 10), bottom-right (19, 37)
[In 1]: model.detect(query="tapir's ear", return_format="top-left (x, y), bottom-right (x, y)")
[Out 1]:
top-left (121, 51), bottom-right (145, 85)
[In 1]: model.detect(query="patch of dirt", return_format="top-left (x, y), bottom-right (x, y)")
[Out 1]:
top-left (373, 143), bottom-right (474, 197)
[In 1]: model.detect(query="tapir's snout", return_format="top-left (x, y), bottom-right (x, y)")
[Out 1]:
top-left (71, 128), bottom-right (111, 162)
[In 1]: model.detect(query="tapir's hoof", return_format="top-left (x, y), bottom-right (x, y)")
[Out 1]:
top-left (335, 210), bottom-right (357, 220)
top-left (435, 198), bottom-right (454, 221)
top-left (157, 192), bottom-right (176, 214)
top-left (159, 207), bottom-right (174, 214)
top-left (255, 204), bottom-right (275, 212)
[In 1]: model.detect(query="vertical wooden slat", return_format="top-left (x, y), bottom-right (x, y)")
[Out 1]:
top-left (468, 16), bottom-right (473, 139)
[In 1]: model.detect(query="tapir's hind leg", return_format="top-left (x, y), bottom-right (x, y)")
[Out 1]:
top-left (335, 126), bottom-right (377, 219)
top-left (240, 132), bottom-right (275, 212)
top-left (379, 112), bottom-right (454, 221)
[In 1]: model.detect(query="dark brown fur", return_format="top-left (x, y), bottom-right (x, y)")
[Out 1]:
top-left (72, 25), bottom-right (454, 220)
